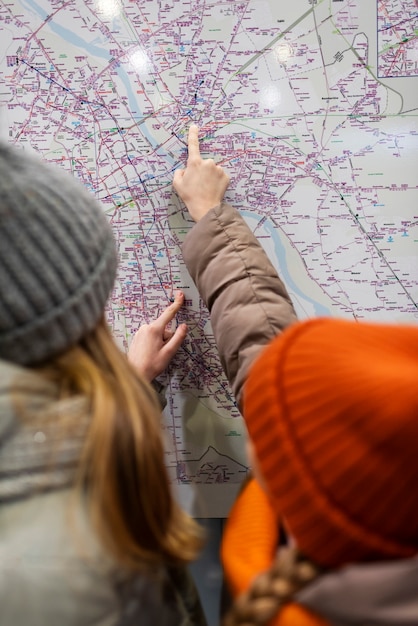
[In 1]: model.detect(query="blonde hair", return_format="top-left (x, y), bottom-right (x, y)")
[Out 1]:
top-left (223, 547), bottom-right (322, 626)
top-left (35, 317), bottom-right (204, 571)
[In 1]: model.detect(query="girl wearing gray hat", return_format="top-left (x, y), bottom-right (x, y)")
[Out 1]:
top-left (0, 144), bottom-right (206, 626)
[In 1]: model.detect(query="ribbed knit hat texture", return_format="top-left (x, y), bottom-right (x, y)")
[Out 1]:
top-left (244, 318), bottom-right (418, 568)
top-left (0, 143), bottom-right (118, 366)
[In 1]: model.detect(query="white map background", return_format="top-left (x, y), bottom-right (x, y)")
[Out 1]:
top-left (1, 0), bottom-right (417, 515)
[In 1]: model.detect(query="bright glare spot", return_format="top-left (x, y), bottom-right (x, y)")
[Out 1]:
top-left (273, 43), bottom-right (294, 64)
top-left (128, 49), bottom-right (151, 74)
top-left (96, 0), bottom-right (122, 20)
top-left (259, 84), bottom-right (281, 110)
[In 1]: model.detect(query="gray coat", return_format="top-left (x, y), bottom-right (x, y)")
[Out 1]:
top-left (0, 359), bottom-right (207, 626)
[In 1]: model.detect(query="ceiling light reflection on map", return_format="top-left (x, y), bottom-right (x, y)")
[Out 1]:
top-left (96, 0), bottom-right (122, 20)
top-left (128, 49), bottom-right (151, 75)
top-left (273, 42), bottom-right (294, 65)
top-left (259, 84), bottom-right (281, 111)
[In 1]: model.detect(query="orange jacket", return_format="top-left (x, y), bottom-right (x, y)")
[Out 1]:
top-left (221, 478), bottom-right (329, 626)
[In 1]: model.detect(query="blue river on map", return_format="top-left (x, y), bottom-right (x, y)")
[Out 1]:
top-left (241, 210), bottom-right (331, 317)
top-left (21, 0), bottom-right (175, 164)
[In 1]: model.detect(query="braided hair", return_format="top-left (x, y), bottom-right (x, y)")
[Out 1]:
top-left (223, 546), bottom-right (323, 626)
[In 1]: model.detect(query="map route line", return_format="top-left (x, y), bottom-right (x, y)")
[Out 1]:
top-left (178, 445), bottom-right (249, 471)
top-left (269, 213), bottom-right (357, 316)
top-left (379, 15), bottom-right (418, 34)
top-left (312, 5), bottom-right (333, 150)
top-left (18, 59), bottom-right (105, 109)
top-left (238, 107), bottom-right (418, 312)
top-left (327, 19), bottom-right (406, 113)
top-left (16, 55), bottom-right (147, 169)
top-left (379, 33), bottom-right (418, 58)
top-left (138, 239), bottom-right (174, 307)
top-left (175, 342), bottom-right (238, 408)
top-left (234, 3), bottom-right (320, 76)
top-left (304, 153), bottom-right (418, 310)
top-left (338, 202), bottom-right (418, 310)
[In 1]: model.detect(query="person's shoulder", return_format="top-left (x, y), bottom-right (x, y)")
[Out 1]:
top-left (0, 490), bottom-right (120, 624)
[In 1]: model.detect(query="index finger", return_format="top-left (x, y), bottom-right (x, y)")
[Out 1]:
top-left (187, 124), bottom-right (200, 163)
top-left (154, 292), bottom-right (184, 328)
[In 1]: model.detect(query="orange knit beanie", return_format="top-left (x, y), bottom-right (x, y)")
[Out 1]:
top-left (243, 317), bottom-right (418, 568)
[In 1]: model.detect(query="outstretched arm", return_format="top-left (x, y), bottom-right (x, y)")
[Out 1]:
top-left (174, 127), bottom-right (297, 408)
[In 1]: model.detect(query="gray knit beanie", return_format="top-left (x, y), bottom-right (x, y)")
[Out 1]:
top-left (0, 143), bottom-right (118, 366)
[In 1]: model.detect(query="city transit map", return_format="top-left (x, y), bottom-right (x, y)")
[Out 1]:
top-left (1, 0), bottom-right (417, 514)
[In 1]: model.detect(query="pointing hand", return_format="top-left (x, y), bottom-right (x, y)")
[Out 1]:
top-left (128, 291), bottom-right (187, 381)
top-left (173, 125), bottom-right (230, 221)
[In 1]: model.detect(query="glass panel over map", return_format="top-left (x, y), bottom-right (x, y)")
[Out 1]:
top-left (1, 0), bottom-right (417, 515)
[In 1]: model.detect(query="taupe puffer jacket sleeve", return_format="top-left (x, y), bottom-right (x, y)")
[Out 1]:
top-left (182, 202), bottom-right (298, 409)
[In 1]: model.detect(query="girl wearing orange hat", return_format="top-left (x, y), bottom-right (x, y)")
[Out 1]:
top-left (175, 126), bottom-right (418, 626)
